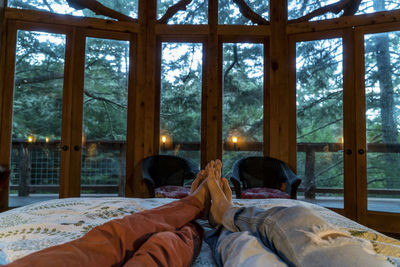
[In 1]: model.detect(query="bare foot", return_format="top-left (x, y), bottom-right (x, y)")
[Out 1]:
top-left (189, 178), bottom-right (209, 207)
top-left (189, 169), bottom-right (211, 220)
top-left (190, 169), bottom-right (207, 194)
top-left (207, 165), bottom-right (232, 227)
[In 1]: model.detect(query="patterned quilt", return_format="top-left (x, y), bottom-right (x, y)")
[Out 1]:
top-left (0, 197), bottom-right (399, 266)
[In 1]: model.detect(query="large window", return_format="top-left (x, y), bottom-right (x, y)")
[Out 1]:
top-left (10, 30), bottom-right (66, 206)
top-left (81, 37), bottom-right (130, 196)
top-left (159, 42), bottom-right (203, 173)
top-left (296, 38), bottom-right (344, 209)
top-left (222, 43), bottom-right (264, 176)
top-left (364, 31), bottom-right (400, 213)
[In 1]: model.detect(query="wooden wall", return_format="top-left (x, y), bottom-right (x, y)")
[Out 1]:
top-left (1, 1), bottom-right (400, 233)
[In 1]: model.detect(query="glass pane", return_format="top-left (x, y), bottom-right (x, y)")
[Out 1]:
top-left (160, 43), bottom-right (203, 182)
top-left (81, 37), bottom-right (129, 196)
top-left (357, 0), bottom-right (400, 15)
top-left (296, 38), bottom-right (344, 209)
top-left (10, 30), bottom-right (66, 207)
top-left (222, 43), bottom-right (264, 178)
top-left (289, 0), bottom-right (400, 21)
top-left (157, 0), bottom-right (207, 24)
top-left (8, 0), bottom-right (138, 20)
top-left (365, 31), bottom-right (400, 213)
top-left (288, 0), bottom-right (344, 21)
top-left (219, 0), bottom-right (269, 25)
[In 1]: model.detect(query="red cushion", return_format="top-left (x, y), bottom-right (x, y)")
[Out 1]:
top-left (241, 187), bottom-right (290, 199)
top-left (155, 185), bottom-right (190, 199)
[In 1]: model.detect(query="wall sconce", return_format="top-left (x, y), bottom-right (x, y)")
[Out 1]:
top-left (232, 136), bottom-right (238, 151)
top-left (338, 136), bottom-right (344, 152)
top-left (161, 135), bottom-right (167, 150)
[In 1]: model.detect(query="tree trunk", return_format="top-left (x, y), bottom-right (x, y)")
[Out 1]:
top-left (372, 0), bottom-right (399, 188)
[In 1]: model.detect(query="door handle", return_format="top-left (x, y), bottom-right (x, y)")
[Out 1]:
top-left (358, 149), bottom-right (365, 155)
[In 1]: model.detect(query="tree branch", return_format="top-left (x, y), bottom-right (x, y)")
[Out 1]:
top-left (158, 0), bottom-right (192, 24)
top-left (291, 0), bottom-right (362, 23)
top-left (224, 44), bottom-right (239, 86)
top-left (15, 73), bottom-right (64, 86)
top-left (297, 118), bottom-right (342, 139)
top-left (233, 0), bottom-right (269, 25)
top-left (84, 90), bottom-right (127, 109)
top-left (66, 0), bottom-right (137, 22)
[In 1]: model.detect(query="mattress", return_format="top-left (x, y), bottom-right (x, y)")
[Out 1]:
top-left (0, 197), bottom-right (399, 266)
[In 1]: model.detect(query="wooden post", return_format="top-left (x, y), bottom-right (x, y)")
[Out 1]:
top-left (118, 144), bottom-right (125, 196)
top-left (269, 0), bottom-right (290, 167)
top-left (0, 0), bottom-right (6, 211)
top-left (203, 0), bottom-right (220, 166)
top-left (127, 0), bottom-right (157, 197)
top-left (19, 143), bottom-right (30, 196)
top-left (304, 148), bottom-right (316, 199)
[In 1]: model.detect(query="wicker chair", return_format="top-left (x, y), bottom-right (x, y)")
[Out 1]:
top-left (141, 155), bottom-right (199, 198)
top-left (230, 156), bottom-right (301, 199)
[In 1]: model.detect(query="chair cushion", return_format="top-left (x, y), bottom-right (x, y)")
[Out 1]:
top-left (241, 187), bottom-right (290, 199)
top-left (155, 185), bottom-right (190, 199)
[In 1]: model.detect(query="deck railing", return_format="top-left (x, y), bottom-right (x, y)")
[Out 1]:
top-left (9, 140), bottom-right (400, 198)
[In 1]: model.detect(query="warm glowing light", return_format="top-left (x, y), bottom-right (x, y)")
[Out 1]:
top-left (161, 136), bottom-right (167, 144)
top-left (232, 136), bottom-right (238, 144)
top-left (341, 136), bottom-right (344, 144)
top-left (28, 136), bottom-right (33, 143)
top-left (82, 133), bottom-right (86, 146)
top-left (45, 136), bottom-right (50, 143)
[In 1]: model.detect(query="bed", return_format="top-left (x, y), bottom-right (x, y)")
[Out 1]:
top-left (0, 197), bottom-right (399, 266)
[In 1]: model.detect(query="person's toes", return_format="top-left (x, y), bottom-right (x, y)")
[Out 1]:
top-left (190, 170), bottom-right (207, 193)
top-left (222, 178), bottom-right (232, 202)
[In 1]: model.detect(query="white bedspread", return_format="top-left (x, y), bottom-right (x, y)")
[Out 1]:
top-left (0, 197), bottom-right (399, 266)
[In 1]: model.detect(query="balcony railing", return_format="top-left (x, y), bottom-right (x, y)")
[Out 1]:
top-left (10, 140), bottom-right (125, 196)
top-left (9, 140), bottom-right (400, 199)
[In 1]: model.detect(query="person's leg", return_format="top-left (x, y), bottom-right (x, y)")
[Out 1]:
top-left (6, 176), bottom-right (209, 267)
top-left (206, 165), bottom-right (393, 267)
top-left (123, 222), bottom-right (203, 267)
top-left (205, 226), bottom-right (288, 267)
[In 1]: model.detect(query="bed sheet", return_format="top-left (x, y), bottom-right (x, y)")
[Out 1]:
top-left (0, 197), bottom-right (399, 266)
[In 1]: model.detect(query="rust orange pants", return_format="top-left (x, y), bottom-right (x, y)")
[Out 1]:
top-left (6, 196), bottom-right (204, 267)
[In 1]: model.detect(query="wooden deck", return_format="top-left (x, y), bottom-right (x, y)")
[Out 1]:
top-left (8, 194), bottom-right (400, 214)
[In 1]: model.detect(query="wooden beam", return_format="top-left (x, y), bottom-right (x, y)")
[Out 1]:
top-left (0, 20), bottom-right (16, 211)
top-left (0, 0), bottom-right (6, 211)
top-left (5, 8), bottom-right (140, 33)
top-left (127, 0), bottom-right (156, 197)
top-left (156, 24), bottom-right (208, 36)
top-left (203, 0), bottom-right (220, 166)
top-left (217, 25), bottom-right (270, 37)
top-left (288, 9), bottom-right (400, 34)
top-left (365, 211), bottom-right (400, 234)
top-left (354, 26), bottom-right (367, 226)
top-left (269, 0), bottom-right (290, 166)
top-left (343, 28), bottom-right (357, 221)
